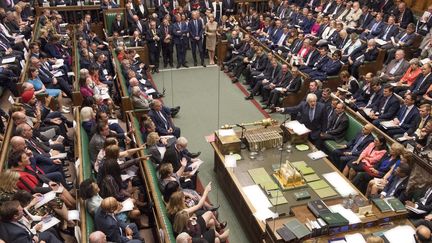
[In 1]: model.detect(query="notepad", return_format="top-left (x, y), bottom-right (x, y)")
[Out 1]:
top-left (308, 180), bottom-right (330, 190)
top-left (303, 174), bottom-right (320, 182)
top-left (269, 196), bottom-right (288, 205)
top-left (315, 187), bottom-right (338, 198)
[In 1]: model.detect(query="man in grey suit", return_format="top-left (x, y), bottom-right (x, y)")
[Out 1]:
top-left (378, 49), bottom-right (410, 83)
top-left (89, 123), bottom-right (109, 163)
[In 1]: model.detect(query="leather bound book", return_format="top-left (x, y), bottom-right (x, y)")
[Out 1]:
top-left (387, 198), bottom-right (407, 213)
top-left (372, 198), bottom-right (393, 213)
top-left (320, 212), bottom-right (349, 227)
top-left (307, 199), bottom-right (331, 217)
top-left (276, 226), bottom-right (297, 242)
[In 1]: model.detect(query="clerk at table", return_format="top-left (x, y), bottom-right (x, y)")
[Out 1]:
top-left (276, 93), bottom-right (327, 142)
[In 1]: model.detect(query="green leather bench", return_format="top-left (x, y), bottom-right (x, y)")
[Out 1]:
top-left (80, 125), bottom-right (95, 240)
top-left (324, 114), bottom-right (363, 153)
top-left (131, 116), bottom-right (176, 242)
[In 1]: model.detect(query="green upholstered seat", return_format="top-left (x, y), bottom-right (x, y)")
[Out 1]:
top-left (80, 125), bottom-right (95, 240)
top-left (105, 12), bottom-right (124, 36)
top-left (324, 114), bottom-right (363, 152)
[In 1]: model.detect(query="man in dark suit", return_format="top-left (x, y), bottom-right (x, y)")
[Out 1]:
top-left (383, 23), bottom-right (416, 64)
top-left (409, 63), bottom-right (432, 98)
top-left (404, 184), bottom-right (432, 219)
top-left (349, 39), bottom-right (379, 78)
top-left (135, 0), bottom-right (149, 20)
top-left (380, 162), bottom-right (411, 199)
top-left (111, 13), bottom-right (127, 35)
top-left (320, 102), bottom-right (349, 142)
top-left (395, 2), bottom-right (414, 29)
top-left (243, 48), bottom-right (268, 85)
top-left (188, 11), bottom-right (205, 67)
top-left (200, 0), bottom-right (211, 12)
top-left (276, 93), bottom-right (327, 141)
top-left (261, 64), bottom-right (291, 105)
top-left (299, 45), bottom-right (330, 74)
top-left (246, 59), bottom-right (281, 98)
top-left (359, 13), bottom-right (385, 40)
top-left (125, 2), bottom-right (137, 27)
top-left (223, 0), bottom-right (235, 16)
top-left (322, 0), bottom-right (336, 16)
top-left (148, 99), bottom-right (181, 138)
top-left (0, 200), bottom-right (62, 243)
top-left (329, 124), bottom-right (374, 171)
top-left (160, 18), bottom-right (174, 68)
top-left (264, 66), bottom-right (302, 110)
top-left (353, 5), bottom-right (373, 34)
top-left (172, 14), bottom-right (189, 68)
top-left (145, 20), bottom-right (161, 73)
top-left (382, 93), bottom-right (420, 137)
top-left (417, 6), bottom-right (432, 36)
top-left (377, 16), bottom-right (399, 42)
top-left (130, 15), bottom-right (145, 35)
top-left (308, 50), bottom-right (343, 81)
top-left (369, 85), bottom-right (400, 126)
top-left (94, 198), bottom-right (141, 243)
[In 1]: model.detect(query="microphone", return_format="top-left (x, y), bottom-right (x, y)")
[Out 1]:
top-left (236, 124), bottom-right (246, 129)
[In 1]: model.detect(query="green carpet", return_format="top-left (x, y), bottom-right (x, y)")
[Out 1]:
top-left (152, 66), bottom-right (266, 243)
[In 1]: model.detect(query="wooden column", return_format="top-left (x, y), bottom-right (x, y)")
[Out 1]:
top-left (216, 39), bottom-right (228, 68)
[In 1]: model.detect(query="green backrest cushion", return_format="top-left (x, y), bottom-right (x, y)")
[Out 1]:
top-left (105, 12), bottom-right (124, 36)
top-left (346, 114), bottom-right (363, 141)
top-left (132, 117), bottom-right (175, 242)
top-left (80, 125), bottom-right (95, 238)
top-left (113, 51), bottom-right (130, 96)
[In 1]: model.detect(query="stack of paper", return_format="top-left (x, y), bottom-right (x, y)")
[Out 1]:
top-left (329, 204), bottom-right (361, 225)
top-left (35, 191), bottom-right (56, 208)
top-left (323, 172), bottom-right (358, 197)
top-left (345, 233), bottom-right (366, 243)
top-left (380, 121), bottom-right (398, 129)
top-left (307, 150), bottom-right (327, 160)
top-left (218, 129), bottom-right (236, 137)
top-left (248, 168), bottom-right (279, 190)
top-left (284, 120), bottom-right (311, 135)
top-left (383, 225), bottom-right (415, 243)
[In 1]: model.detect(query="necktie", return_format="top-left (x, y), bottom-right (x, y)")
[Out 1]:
top-left (328, 109), bottom-right (334, 121)
top-left (416, 74), bottom-right (429, 91)
top-left (399, 106), bottom-right (407, 121)
top-left (390, 60), bottom-right (402, 75)
top-left (165, 26), bottom-right (168, 35)
top-left (309, 107), bottom-right (315, 121)
top-left (382, 25), bottom-right (391, 39)
top-left (158, 111), bottom-right (169, 129)
top-left (381, 97), bottom-right (390, 114)
top-left (421, 188), bottom-right (432, 205)
top-left (194, 20), bottom-right (198, 35)
top-left (332, 114), bottom-right (340, 130)
top-left (371, 22), bottom-right (379, 32)
top-left (351, 135), bottom-right (365, 152)
top-left (400, 33), bottom-right (407, 42)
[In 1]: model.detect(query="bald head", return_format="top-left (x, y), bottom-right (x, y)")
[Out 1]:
top-left (89, 231), bottom-right (107, 243)
top-left (10, 136), bottom-right (26, 152)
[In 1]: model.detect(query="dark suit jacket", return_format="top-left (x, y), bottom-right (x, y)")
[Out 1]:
top-left (222, 0), bottom-right (235, 13)
top-left (283, 101), bottom-right (327, 139)
top-left (395, 31), bottom-right (415, 47)
top-left (382, 175), bottom-right (409, 199)
top-left (410, 73), bottom-right (432, 96)
top-left (366, 20), bottom-right (385, 37)
top-left (0, 221), bottom-right (34, 243)
top-left (271, 71), bottom-right (291, 86)
top-left (148, 108), bottom-right (175, 136)
top-left (111, 20), bottom-right (126, 34)
top-left (395, 105), bottom-right (420, 135)
top-left (373, 94), bottom-right (400, 120)
top-left (94, 208), bottom-right (130, 243)
top-left (358, 12), bottom-right (374, 29)
top-left (162, 144), bottom-right (182, 171)
top-left (396, 8), bottom-right (414, 29)
top-left (282, 75), bottom-right (301, 93)
top-left (378, 24), bottom-right (399, 41)
top-left (172, 22), bottom-right (189, 44)
top-left (135, 3), bottom-right (149, 19)
top-left (188, 19), bottom-right (204, 40)
top-left (326, 112), bottom-right (349, 141)
top-left (346, 133), bottom-right (375, 156)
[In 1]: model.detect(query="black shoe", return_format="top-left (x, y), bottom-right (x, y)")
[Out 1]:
top-left (164, 63), bottom-right (168, 68)
top-left (189, 151), bottom-right (201, 158)
top-left (183, 64), bottom-right (189, 68)
top-left (202, 62), bottom-right (206, 67)
top-left (209, 205), bottom-right (220, 211)
top-left (155, 68), bottom-right (159, 73)
top-left (245, 95), bottom-right (253, 100)
top-left (176, 64), bottom-right (181, 69)
top-left (170, 63), bottom-right (174, 67)
top-left (194, 62), bottom-right (198, 66)
top-left (231, 78), bottom-right (238, 83)
top-left (260, 100), bottom-right (268, 104)
top-left (262, 105), bottom-right (269, 109)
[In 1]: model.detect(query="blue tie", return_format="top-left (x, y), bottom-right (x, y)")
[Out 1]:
top-left (309, 107), bottom-right (314, 121)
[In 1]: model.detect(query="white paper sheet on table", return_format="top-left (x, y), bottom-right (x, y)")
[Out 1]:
top-left (323, 172), bottom-right (358, 197)
top-left (345, 233), bottom-right (366, 243)
top-left (329, 204), bottom-right (361, 225)
top-left (253, 207), bottom-right (278, 222)
top-left (218, 129), bottom-right (236, 137)
top-left (284, 120), bottom-right (311, 135)
top-left (307, 150), bottom-right (327, 160)
top-left (242, 185), bottom-right (272, 210)
top-left (384, 225), bottom-right (415, 243)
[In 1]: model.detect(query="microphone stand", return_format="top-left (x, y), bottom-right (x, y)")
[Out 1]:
top-left (236, 124), bottom-right (247, 149)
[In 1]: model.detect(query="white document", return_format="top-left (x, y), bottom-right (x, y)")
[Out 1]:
top-left (52, 63), bottom-right (63, 69)
top-left (253, 207), bottom-right (278, 222)
top-left (328, 44), bottom-right (338, 53)
top-left (2, 57), bottom-right (16, 64)
top-left (67, 72), bottom-right (75, 77)
top-left (119, 198), bottom-right (135, 213)
top-left (139, 79), bottom-right (147, 84)
top-left (323, 172), bottom-right (358, 197)
top-left (224, 154), bottom-right (237, 168)
top-left (380, 121), bottom-right (398, 129)
top-left (35, 191), bottom-right (56, 208)
top-left (157, 145), bottom-right (166, 159)
top-left (50, 152), bottom-right (67, 159)
top-left (307, 150), bottom-right (327, 160)
top-left (284, 120), bottom-right (311, 135)
top-left (188, 159), bottom-right (204, 176)
top-left (68, 210), bottom-right (80, 221)
top-left (108, 119), bottom-right (118, 125)
top-left (75, 158), bottom-right (80, 172)
top-left (375, 39), bottom-right (388, 46)
top-left (329, 204), bottom-right (361, 225)
top-left (8, 96), bottom-right (15, 104)
top-left (36, 217), bottom-right (61, 232)
top-left (406, 205), bottom-right (427, 214)
top-left (55, 59), bottom-right (64, 65)
top-left (24, 208), bottom-right (42, 222)
top-left (275, 87), bottom-right (284, 92)
top-left (384, 225), bottom-right (415, 243)
top-left (397, 135), bottom-right (414, 142)
top-left (145, 88), bottom-right (156, 94)
top-left (121, 174), bottom-right (133, 181)
top-left (345, 233), bottom-right (366, 243)
top-left (218, 129), bottom-right (236, 137)
top-left (242, 185), bottom-right (272, 210)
